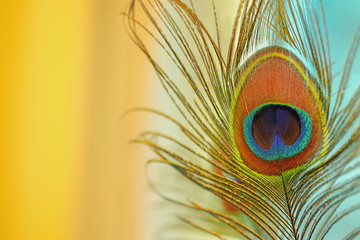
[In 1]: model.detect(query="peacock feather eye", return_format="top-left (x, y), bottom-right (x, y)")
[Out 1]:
top-left (243, 103), bottom-right (312, 160)
top-left (231, 47), bottom-right (324, 175)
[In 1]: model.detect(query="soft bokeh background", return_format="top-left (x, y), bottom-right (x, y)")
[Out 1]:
top-left (2, 0), bottom-right (152, 240)
top-left (1, 1), bottom-right (359, 240)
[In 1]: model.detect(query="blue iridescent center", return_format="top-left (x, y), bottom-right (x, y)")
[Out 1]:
top-left (243, 103), bottom-right (312, 161)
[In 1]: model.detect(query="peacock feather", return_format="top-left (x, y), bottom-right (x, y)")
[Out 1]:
top-left (125, 0), bottom-right (360, 239)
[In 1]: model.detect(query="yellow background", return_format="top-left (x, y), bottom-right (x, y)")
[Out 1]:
top-left (1, 0), bottom-right (150, 239)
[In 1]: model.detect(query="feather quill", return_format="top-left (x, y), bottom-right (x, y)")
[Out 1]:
top-left (125, 0), bottom-right (360, 239)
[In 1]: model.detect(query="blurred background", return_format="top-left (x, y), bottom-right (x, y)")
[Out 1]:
top-left (2, 0), bottom-right (152, 239)
top-left (1, 1), bottom-right (359, 240)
